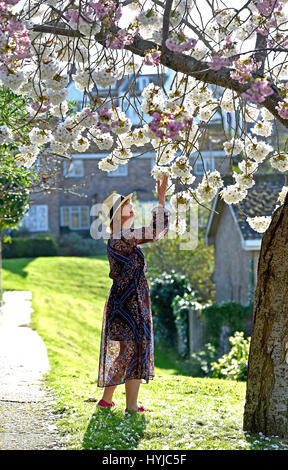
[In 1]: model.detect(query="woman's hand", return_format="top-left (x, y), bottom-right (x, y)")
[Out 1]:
top-left (157, 175), bottom-right (168, 206)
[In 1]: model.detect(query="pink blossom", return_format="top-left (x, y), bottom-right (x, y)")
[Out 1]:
top-left (165, 37), bottom-right (197, 54)
top-left (89, 1), bottom-right (122, 25)
top-left (148, 110), bottom-right (193, 140)
top-left (106, 28), bottom-right (134, 49)
top-left (255, 0), bottom-right (281, 16)
top-left (242, 79), bottom-right (274, 103)
top-left (143, 50), bottom-right (161, 67)
top-left (209, 56), bottom-right (233, 71)
top-left (276, 101), bottom-right (288, 119)
top-left (4, 0), bottom-right (21, 4)
top-left (230, 59), bottom-right (258, 84)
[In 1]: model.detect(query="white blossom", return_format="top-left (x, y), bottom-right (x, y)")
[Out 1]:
top-left (0, 69), bottom-right (28, 92)
top-left (245, 138), bottom-right (273, 162)
top-left (270, 153), bottom-right (288, 172)
top-left (0, 125), bottom-right (13, 144)
top-left (220, 184), bottom-right (248, 204)
top-left (92, 68), bottom-right (120, 88)
top-left (46, 87), bottom-right (68, 105)
top-left (71, 135), bottom-right (90, 152)
top-left (238, 159), bottom-right (258, 174)
top-left (244, 104), bottom-right (260, 123)
top-left (171, 156), bottom-right (192, 178)
top-left (195, 182), bottom-right (218, 203)
top-left (98, 157), bottom-right (118, 172)
top-left (110, 147), bottom-right (133, 164)
top-left (261, 108), bottom-right (274, 120)
top-left (29, 127), bottom-right (53, 145)
top-left (233, 171), bottom-right (255, 189)
top-left (49, 101), bottom-right (69, 117)
top-left (201, 170), bottom-right (224, 188)
top-left (45, 74), bottom-right (69, 91)
top-left (220, 89), bottom-right (239, 113)
top-left (223, 138), bottom-right (244, 156)
top-left (251, 121), bottom-right (272, 137)
top-left (277, 185), bottom-right (288, 204)
top-left (247, 216), bottom-right (271, 233)
top-left (72, 69), bottom-right (94, 92)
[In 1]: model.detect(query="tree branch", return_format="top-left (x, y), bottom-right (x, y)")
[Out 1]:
top-left (31, 22), bottom-right (287, 128)
top-left (161, 0), bottom-right (173, 52)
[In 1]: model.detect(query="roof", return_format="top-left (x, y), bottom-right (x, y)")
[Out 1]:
top-left (205, 173), bottom-right (285, 250)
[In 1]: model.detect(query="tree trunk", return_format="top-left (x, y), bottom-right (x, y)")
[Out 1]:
top-left (243, 193), bottom-right (288, 437)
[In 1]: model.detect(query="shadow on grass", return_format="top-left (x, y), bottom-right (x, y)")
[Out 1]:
top-left (82, 407), bottom-right (147, 450)
top-left (154, 341), bottom-right (195, 377)
top-left (2, 257), bottom-right (35, 278)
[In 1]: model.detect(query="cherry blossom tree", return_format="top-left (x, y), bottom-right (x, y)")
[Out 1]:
top-left (1, 0), bottom-right (288, 436)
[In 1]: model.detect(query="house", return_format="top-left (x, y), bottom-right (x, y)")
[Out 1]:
top-left (17, 69), bottom-right (231, 242)
top-left (205, 173), bottom-right (285, 305)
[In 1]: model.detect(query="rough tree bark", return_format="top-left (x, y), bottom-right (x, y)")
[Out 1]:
top-left (243, 192), bottom-right (288, 437)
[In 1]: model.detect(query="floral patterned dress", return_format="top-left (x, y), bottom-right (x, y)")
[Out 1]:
top-left (97, 204), bottom-right (170, 388)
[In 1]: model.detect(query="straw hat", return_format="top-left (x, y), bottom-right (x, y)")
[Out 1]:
top-left (102, 192), bottom-right (134, 227)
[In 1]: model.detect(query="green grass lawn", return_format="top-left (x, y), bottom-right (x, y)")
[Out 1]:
top-left (2, 256), bottom-right (288, 451)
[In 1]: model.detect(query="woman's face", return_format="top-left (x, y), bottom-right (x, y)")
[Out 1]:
top-left (121, 199), bottom-right (135, 222)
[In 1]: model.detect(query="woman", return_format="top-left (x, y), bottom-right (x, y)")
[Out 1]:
top-left (97, 176), bottom-right (170, 412)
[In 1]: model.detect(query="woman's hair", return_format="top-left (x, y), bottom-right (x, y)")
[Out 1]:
top-left (109, 197), bottom-right (131, 234)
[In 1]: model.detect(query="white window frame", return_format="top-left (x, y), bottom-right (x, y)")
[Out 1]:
top-left (107, 164), bottom-right (128, 177)
top-left (60, 206), bottom-right (90, 230)
top-left (20, 204), bottom-right (49, 232)
top-left (63, 159), bottom-right (84, 177)
top-left (194, 157), bottom-right (215, 175)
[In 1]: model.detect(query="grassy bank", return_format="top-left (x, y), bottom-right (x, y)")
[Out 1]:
top-left (2, 256), bottom-right (288, 450)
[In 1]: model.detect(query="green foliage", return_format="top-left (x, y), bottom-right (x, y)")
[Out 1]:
top-left (0, 164), bottom-right (33, 231)
top-left (150, 270), bottom-right (195, 347)
top-left (2, 233), bottom-right (58, 258)
top-left (0, 86), bottom-right (38, 232)
top-left (58, 232), bottom-right (106, 256)
top-left (171, 292), bottom-right (198, 358)
top-left (202, 301), bottom-right (252, 351)
top-left (143, 204), bottom-right (215, 304)
top-left (210, 331), bottom-right (251, 381)
top-left (190, 342), bottom-right (218, 377)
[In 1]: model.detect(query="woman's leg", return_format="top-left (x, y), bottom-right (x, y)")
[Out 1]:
top-left (102, 384), bottom-right (117, 403)
top-left (125, 379), bottom-right (141, 411)
top-left (101, 341), bottom-right (127, 403)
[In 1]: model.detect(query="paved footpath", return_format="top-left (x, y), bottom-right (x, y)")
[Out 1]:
top-left (0, 291), bottom-right (66, 450)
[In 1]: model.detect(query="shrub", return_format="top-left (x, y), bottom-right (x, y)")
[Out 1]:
top-left (58, 232), bottom-right (105, 256)
top-left (210, 331), bottom-right (251, 381)
top-left (190, 343), bottom-right (218, 377)
top-left (150, 270), bottom-right (196, 347)
top-left (202, 301), bottom-right (252, 351)
top-left (2, 233), bottom-right (58, 258)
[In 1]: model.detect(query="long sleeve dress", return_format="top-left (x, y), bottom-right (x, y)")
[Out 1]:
top-left (97, 204), bottom-right (170, 388)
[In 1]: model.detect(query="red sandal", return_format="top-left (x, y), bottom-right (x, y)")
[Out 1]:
top-left (97, 399), bottom-right (115, 408)
top-left (125, 405), bottom-right (146, 412)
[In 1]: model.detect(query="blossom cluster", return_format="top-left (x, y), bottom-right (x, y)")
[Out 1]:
top-left (2, 0), bottom-right (288, 235)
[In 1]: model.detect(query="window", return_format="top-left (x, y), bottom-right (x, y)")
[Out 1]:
top-left (107, 164), bottom-right (128, 177)
top-left (194, 157), bottom-right (215, 175)
top-left (136, 76), bottom-right (150, 95)
top-left (63, 159), bottom-right (84, 177)
top-left (60, 206), bottom-right (90, 229)
top-left (20, 205), bottom-right (48, 231)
